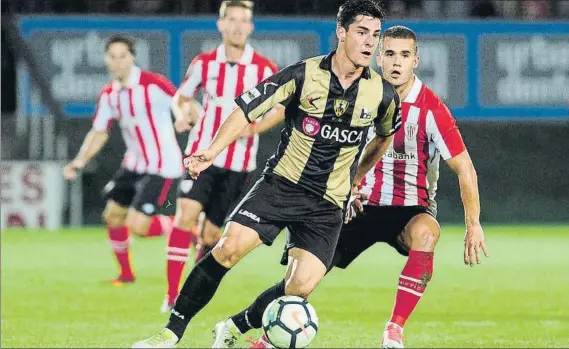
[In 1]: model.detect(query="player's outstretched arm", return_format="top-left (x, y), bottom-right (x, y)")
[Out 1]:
top-left (446, 150), bottom-right (488, 266)
top-left (240, 105), bottom-right (285, 138)
top-left (63, 129), bottom-right (109, 180)
top-left (353, 134), bottom-right (393, 186)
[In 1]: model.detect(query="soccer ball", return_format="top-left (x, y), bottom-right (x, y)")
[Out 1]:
top-left (262, 295), bottom-right (319, 348)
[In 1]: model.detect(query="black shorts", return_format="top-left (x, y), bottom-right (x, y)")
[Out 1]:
top-left (332, 205), bottom-right (433, 269)
top-left (103, 168), bottom-right (174, 216)
top-left (177, 165), bottom-right (251, 227)
top-left (279, 205), bottom-right (433, 268)
top-left (228, 173), bottom-right (343, 268)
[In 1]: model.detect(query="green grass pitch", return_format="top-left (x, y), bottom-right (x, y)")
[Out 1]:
top-left (2, 225), bottom-right (568, 348)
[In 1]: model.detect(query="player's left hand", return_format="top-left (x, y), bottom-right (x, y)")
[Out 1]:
top-left (344, 185), bottom-right (368, 224)
top-left (463, 223), bottom-right (489, 266)
top-left (183, 149), bottom-right (215, 179)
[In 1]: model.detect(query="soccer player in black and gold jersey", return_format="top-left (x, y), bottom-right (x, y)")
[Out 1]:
top-left (133, 1), bottom-right (401, 347)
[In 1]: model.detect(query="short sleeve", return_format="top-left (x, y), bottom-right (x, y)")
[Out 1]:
top-left (178, 57), bottom-right (203, 98)
top-left (92, 88), bottom-right (115, 132)
top-left (234, 62), bottom-right (301, 123)
top-left (426, 103), bottom-right (466, 160)
top-left (374, 80), bottom-right (402, 137)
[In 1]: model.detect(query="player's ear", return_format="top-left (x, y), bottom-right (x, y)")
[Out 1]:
top-left (336, 25), bottom-right (346, 43)
top-left (413, 54), bottom-right (419, 69)
top-left (216, 17), bottom-right (224, 33)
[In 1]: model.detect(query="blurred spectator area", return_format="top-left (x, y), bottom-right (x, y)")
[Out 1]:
top-left (2, 0), bottom-right (569, 18)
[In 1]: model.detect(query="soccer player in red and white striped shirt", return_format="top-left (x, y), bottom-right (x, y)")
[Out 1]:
top-left (63, 35), bottom-right (183, 285)
top-left (162, 0), bottom-right (283, 312)
top-left (222, 26), bottom-right (489, 349)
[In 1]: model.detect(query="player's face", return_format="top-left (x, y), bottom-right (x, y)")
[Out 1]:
top-left (378, 37), bottom-right (419, 87)
top-left (337, 15), bottom-right (381, 68)
top-left (105, 43), bottom-right (135, 80)
top-left (218, 7), bottom-right (253, 48)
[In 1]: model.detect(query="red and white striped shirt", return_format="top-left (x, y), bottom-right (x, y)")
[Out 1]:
top-left (92, 66), bottom-right (183, 178)
top-left (360, 76), bottom-right (466, 214)
top-left (178, 44), bottom-right (278, 172)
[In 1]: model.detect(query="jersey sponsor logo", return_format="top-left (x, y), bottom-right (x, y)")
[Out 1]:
top-left (320, 124), bottom-right (363, 144)
top-left (384, 149), bottom-right (417, 160)
top-left (359, 107), bottom-right (372, 120)
top-left (405, 123), bottom-right (418, 140)
top-left (333, 99), bottom-right (349, 116)
top-left (240, 87), bottom-right (261, 105)
top-left (302, 117), bottom-right (321, 136)
top-left (238, 209), bottom-right (260, 222)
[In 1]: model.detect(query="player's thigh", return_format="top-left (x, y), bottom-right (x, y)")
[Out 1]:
top-left (128, 174), bottom-right (174, 234)
top-left (211, 221), bottom-right (265, 268)
top-left (102, 199), bottom-right (129, 228)
top-left (286, 200), bottom-right (343, 281)
top-left (201, 219), bottom-right (222, 246)
top-left (102, 168), bottom-right (139, 225)
top-left (399, 212), bottom-right (440, 252)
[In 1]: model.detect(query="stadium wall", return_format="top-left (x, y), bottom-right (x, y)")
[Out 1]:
top-left (16, 16), bottom-right (569, 224)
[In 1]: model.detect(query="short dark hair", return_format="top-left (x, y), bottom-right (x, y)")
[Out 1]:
top-left (336, 0), bottom-right (386, 30)
top-left (380, 25), bottom-right (418, 54)
top-left (105, 35), bottom-right (136, 56)
top-left (219, 0), bottom-right (254, 18)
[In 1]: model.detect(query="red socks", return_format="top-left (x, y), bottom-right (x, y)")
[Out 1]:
top-left (107, 226), bottom-right (134, 280)
top-left (166, 227), bottom-right (194, 299)
top-left (146, 215), bottom-right (174, 238)
top-left (389, 250), bottom-right (434, 327)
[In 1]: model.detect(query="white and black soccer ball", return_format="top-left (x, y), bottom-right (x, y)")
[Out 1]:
top-left (262, 295), bottom-right (319, 348)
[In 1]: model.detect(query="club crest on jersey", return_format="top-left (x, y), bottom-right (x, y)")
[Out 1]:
top-left (405, 123), bottom-right (418, 140)
top-left (302, 117), bottom-right (321, 137)
top-left (333, 99), bottom-right (349, 116)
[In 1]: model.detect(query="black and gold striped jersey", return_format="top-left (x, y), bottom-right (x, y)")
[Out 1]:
top-left (234, 51), bottom-right (401, 207)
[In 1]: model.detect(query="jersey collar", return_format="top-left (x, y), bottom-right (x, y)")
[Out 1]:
top-left (112, 65), bottom-right (141, 90)
top-left (216, 43), bottom-right (254, 64)
top-left (403, 75), bottom-right (423, 104)
top-left (319, 50), bottom-right (372, 80)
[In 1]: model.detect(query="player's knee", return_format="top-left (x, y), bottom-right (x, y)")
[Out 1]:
top-left (212, 237), bottom-right (242, 268)
top-left (125, 216), bottom-right (148, 237)
top-left (174, 204), bottom-right (200, 231)
top-left (284, 274), bottom-right (319, 299)
top-left (202, 223), bottom-right (221, 246)
top-left (102, 207), bottom-right (126, 228)
top-left (411, 225), bottom-right (440, 251)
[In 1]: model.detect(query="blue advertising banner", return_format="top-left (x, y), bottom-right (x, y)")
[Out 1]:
top-left (18, 16), bottom-right (569, 119)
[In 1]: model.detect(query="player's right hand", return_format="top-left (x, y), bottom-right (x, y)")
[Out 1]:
top-left (344, 185), bottom-right (368, 224)
top-left (183, 149), bottom-right (215, 179)
top-left (174, 118), bottom-right (193, 133)
top-left (63, 159), bottom-right (85, 180)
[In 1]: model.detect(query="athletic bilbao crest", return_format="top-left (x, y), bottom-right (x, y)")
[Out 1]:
top-left (302, 117), bottom-right (320, 137)
top-left (333, 99), bottom-right (349, 116)
top-left (405, 123), bottom-right (418, 141)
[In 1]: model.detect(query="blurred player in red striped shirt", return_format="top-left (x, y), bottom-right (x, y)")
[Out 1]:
top-left (162, 0), bottom-right (283, 312)
top-left (219, 26), bottom-right (489, 349)
top-left (63, 35), bottom-right (183, 285)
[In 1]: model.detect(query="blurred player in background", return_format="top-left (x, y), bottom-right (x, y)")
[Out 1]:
top-left (63, 35), bottom-right (183, 285)
top-left (162, 0), bottom-right (282, 312)
top-left (133, 0), bottom-right (401, 347)
top-left (218, 26), bottom-right (488, 349)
